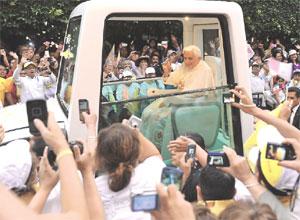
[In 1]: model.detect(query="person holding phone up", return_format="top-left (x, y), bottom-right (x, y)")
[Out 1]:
top-left (13, 56), bottom-right (56, 103)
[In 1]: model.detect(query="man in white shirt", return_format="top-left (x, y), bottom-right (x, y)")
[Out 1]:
top-left (13, 58), bottom-right (56, 103)
top-left (287, 87), bottom-right (300, 130)
top-left (250, 62), bottom-right (265, 107)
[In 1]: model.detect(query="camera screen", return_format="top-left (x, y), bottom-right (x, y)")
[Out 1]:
top-left (223, 93), bottom-right (235, 103)
top-left (208, 155), bottom-right (224, 166)
top-left (79, 101), bottom-right (88, 110)
top-left (132, 194), bottom-right (157, 211)
top-left (266, 143), bottom-right (286, 161)
top-left (161, 168), bottom-right (183, 189)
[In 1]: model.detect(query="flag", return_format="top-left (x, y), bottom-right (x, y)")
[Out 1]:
top-left (268, 58), bottom-right (293, 81)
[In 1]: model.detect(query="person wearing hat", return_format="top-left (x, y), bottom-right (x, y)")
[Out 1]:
top-left (13, 56), bottom-right (56, 103)
top-left (287, 69), bottom-right (300, 89)
top-left (288, 49), bottom-right (300, 72)
top-left (134, 55), bottom-right (150, 78)
top-left (250, 62), bottom-right (265, 106)
top-left (167, 49), bottom-right (181, 72)
top-left (116, 68), bottom-right (140, 116)
top-left (162, 45), bottom-right (215, 91)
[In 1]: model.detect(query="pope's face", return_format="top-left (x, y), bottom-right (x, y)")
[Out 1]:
top-left (183, 51), bottom-right (200, 70)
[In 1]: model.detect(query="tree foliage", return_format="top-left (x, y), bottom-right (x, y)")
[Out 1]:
top-left (0, 0), bottom-right (299, 50)
top-left (233, 0), bottom-right (300, 46)
top-left (0, 0), bottom-right (85, 50)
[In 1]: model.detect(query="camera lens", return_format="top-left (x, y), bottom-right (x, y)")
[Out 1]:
top-left (32, 107), bottom-right (42, 117)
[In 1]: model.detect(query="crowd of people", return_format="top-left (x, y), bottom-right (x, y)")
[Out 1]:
top-left (0, 35), bottom-right (300, 220)
top-left (0, 86), bottom-right (300, 220)
top-left (0, 41), bottom-right (62, 107)
top-left (248, 39), bottom-right (300, 110)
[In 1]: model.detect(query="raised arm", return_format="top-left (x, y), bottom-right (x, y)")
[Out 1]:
top-left (28, 147), bottom-right (59, 213)
top-left (34, 112), bottom-right (89, 220)
top-left (231, 86), bottom-right (300, 142)
top-left (74, 112), bottom-right (104, 220)
top-left (13, 57), bottom-right (27, 86)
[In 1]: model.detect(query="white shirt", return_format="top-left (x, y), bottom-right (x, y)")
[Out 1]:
top-left (290, 104), bottom-right (300, 124)
top-left (95, 156), bottom-right (165, 220)
top-left (250, 74), bottom-right (265, 93)
top-left (13, 67), bottom-right (56, 103)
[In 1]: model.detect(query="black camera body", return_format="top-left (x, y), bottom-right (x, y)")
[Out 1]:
top-left (266, 142), bottom-right (296, 161)
top-left (223, 92), bottom-right (239, 104)
top-left (207, 152), bottom-right (230, 167)
top-left (79, 99), bottom-right (90, 122)
top-left (26, 99), bottom-right (48, 136)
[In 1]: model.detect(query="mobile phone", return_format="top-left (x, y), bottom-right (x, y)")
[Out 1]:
top-left (26, 99), bottom-right (48, 136)
top-left (121, 42), bottom-right (128, 47)
top-left (207, 152), bottom-right (230, 167)
top-left (185, 143), bottom-right (196, 162)
top-left (161, 166), bottom-right (183, 190)
top-left (79, 99), bottom-right (90, 122)
top-left (266, 142), bottom-right (296, 161)
top-left (131, 191), bottom-right (159, 212)
top-left (223, 92), bottom-right (239, 104)
top-left (128, 115), bottom-right (142, 129)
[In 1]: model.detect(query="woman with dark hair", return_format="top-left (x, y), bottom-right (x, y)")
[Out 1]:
top-left (272, 47), bottom-right (284, 62)
top-left (94, 123), bottom-right (165, 220)
top-left (287, 49), bottom-right (300, 72)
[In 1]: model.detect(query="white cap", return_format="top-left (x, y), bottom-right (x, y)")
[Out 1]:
top-left (0, 139), bottom-right (32, 189)
top-left (145, 67), bottom-right (155, 75)
top-left (288, 49), bottom-right (297, 56)
top-left (122, 69), bottom-right (133, 77)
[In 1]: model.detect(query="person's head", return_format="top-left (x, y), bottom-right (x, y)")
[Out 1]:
top-left (0, 64), bottom-right (6, 78)
top-left (184, 132), bottom-right (206, 150)
top-left (167, 50), bottom-right (177, 63)
top-left (219, 200), bottom-right (277, 220)
top-left (129, 51), bottom-right (139, 62)
top-left (96, 123), bottom-right (140, 192)
top-left (287, 87), bottom-right (300, 108)
top-left (135, 56), bottom-right (150, 69)
top-left (149, 39), bottom-right (157, 48)
top-left (182, 169), bottom-right (201, 202)
top-left (251, 62), bottom-right (261, 75)
top-left (122, 60), bottom-right (132, 70)
top-left (20, 45), bottom-right (35, 60)
top-left (151, 54), bottom-right (160, 65)
top-left (194, 204), bottom-right (217, 220)
top-left (292, 69), bottom-right (300, 82)
top-left (23, 61), bottom-right (37, 78)
top-left (0, 139), bottom-right (37, 196)
top-left (288, 49), bottom-right (298, 62)
top-left (272, 48), bottom-right (284, 62)
top-left (252, 55), bottom-right (262, 64)
top-left (104, 62), bottom-right (114, 74)
top-left (198, 166), bottom-right (235, 201)
top-left (183, 45), bottom-right (201, 69)
top-left (145, 67), bottom-right (156, 78)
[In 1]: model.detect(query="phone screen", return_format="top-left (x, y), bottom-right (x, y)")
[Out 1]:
top-left (266, 143), bottom-right (296, 161)
top-left (185, 144), bottom-right (196, 162)
top-left (223, 92), bottom-right (239, 104)
top-left (79, 99), bottom-right (90, 122)
top-left (161, 167), bottom-right (183, 190)
top-left (26, 99), bottom-right (48, 136)
top-left (128, 115), bottom-right (142, 129)
top-left (131, 193), bottom-right (158, 212)
top-left (207, 152), bottom-right (230, 167)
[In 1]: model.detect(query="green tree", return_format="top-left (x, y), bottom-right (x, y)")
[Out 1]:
top-left (0, 0), bottom-right (85, 50)
top-left (233, 0), bottom-right (300, 46)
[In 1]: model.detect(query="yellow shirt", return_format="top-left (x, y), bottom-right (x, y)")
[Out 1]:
top-left (0, 77), bottom-right (7, 104)
top-left (165, 60), bottom-right (215, 91)
top-left (198, 199), bottom-right (235, 216)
